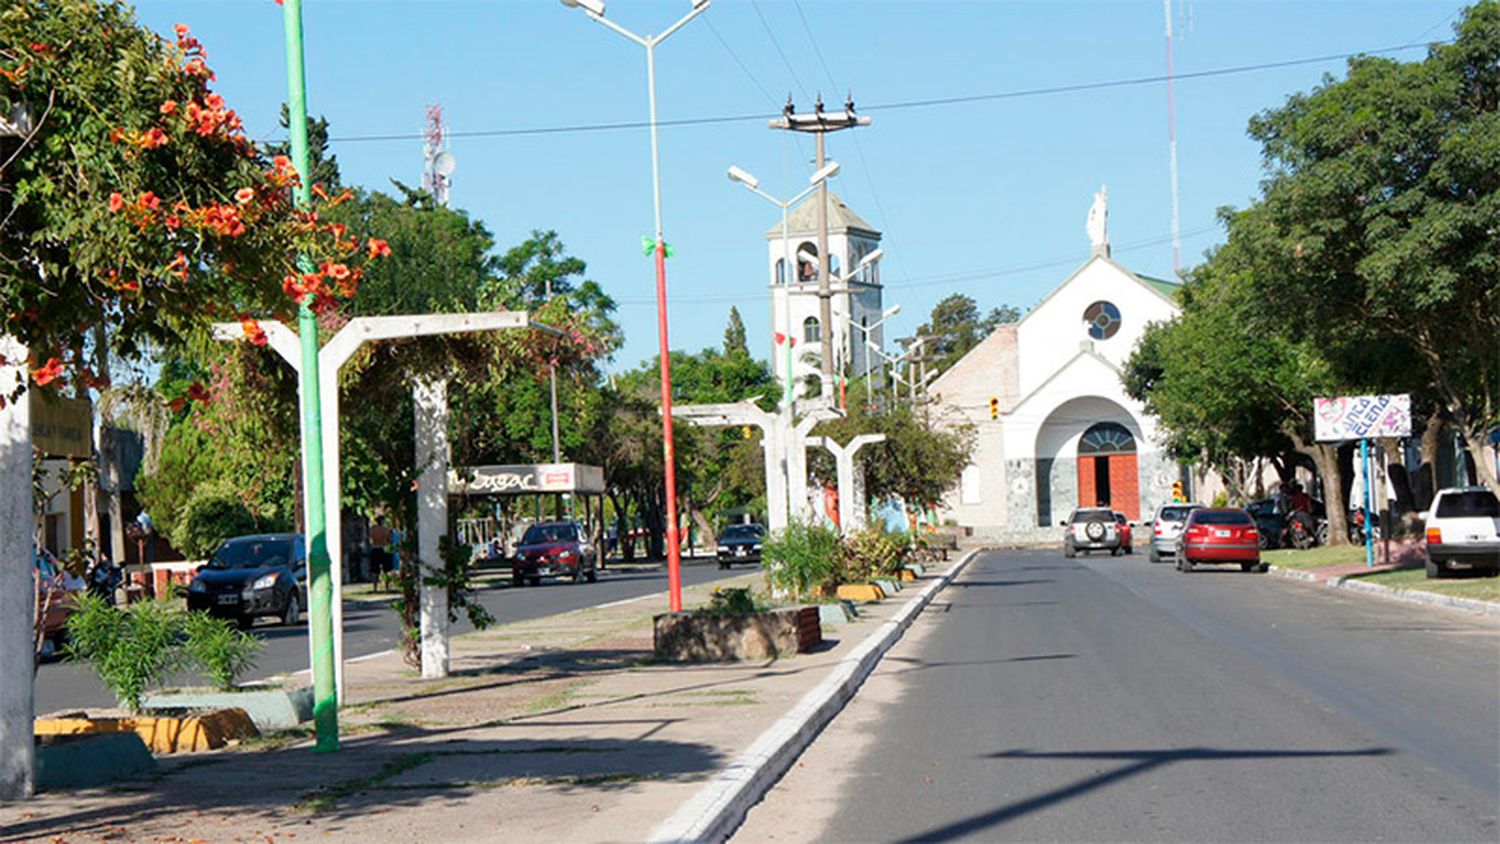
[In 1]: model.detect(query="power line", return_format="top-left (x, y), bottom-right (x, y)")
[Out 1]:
top-left (320, 41), bottom-right (1441, 145)
top-left (703, 16), bottom-right (781, 109)
top-left (748, 0), bottom-right (811, 103)
top-left (609, 223), bottom-right (1219, 307)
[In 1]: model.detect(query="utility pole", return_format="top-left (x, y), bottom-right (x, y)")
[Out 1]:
top-left (546, 276), bottom-right (562, 466)
top-left (770, 94), bottom-right (869, 397)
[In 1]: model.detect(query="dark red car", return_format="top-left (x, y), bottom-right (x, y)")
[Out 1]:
top-left (1113, 512), bottom-right (1134, 555)
top-left (512, 521), bottom-right (597, 586)
top-left (1175, 508), bottom-right (1266, 573)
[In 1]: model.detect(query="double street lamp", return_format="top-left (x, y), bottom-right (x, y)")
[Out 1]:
top-left (726, 161), bottom-right (841, 407)
top-left (560, 0), bottom-right (709, 613)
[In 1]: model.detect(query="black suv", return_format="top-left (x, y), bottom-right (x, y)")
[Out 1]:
top-left (187, 533), bottom-right (307, 629)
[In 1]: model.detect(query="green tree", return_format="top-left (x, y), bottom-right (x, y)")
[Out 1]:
top-left (916, 294), bottom-right (1022, 375)
top-left (1226, 2), bottom-right (1500, 495)
top-left (723, 307), bottom-right (749, 357)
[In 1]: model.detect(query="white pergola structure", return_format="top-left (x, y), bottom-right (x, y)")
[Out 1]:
top-left (213, 311), bottom-right (550, 691)
top-left (808, 433), bottom-right (886, 532)
top-left (672, 397), bottom-right (839, 533)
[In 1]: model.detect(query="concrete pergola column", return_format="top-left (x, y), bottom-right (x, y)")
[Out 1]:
top-left (214, 311), bottom-right (545, 698)
top-left (414, 376), bottom-right (449, 679)
top-left (809, 433), bottom-right (887, 532)
top-left (0, 336), bottom-right (34, 798)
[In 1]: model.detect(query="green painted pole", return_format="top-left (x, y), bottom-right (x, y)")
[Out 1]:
top-left (281, 0), bottom-right (338, 752)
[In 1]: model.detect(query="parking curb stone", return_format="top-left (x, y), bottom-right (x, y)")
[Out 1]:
top-left (1268, 564), bottom-right (1500, 616)
top-left (647, 549), bottom-right (981, 844)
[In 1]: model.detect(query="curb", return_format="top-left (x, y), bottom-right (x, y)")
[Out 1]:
top-left (647, 549), bottom-right (982, 844)
top-left (1267, 565), bottom-right (1500, 616)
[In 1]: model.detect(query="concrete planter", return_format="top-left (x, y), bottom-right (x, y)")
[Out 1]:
top-left (36, 732), bottom-right (156, 790)
top-left (836, 583), bottom-right (886, 603)
top-left (654, 606), bottom-right (821, 661)
top-left (141, 684), bottom-right (313, 730)
top-left (35, 707), bottom-right (258, 754)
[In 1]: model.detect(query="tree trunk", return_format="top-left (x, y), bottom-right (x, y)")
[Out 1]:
top-left (1291, 432), bottom-right (1349, 547)
top-left (689, 504), bottom-right (716, 551)
top-left (1458, 425), bottom-right (1500, 500)
top-left (1381, 439), bottom-right (1418, 522)
top-left (1417, 411), bottom-right (1443, 510)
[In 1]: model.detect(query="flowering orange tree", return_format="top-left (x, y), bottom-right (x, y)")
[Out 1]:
top-left (0, 0), bottom-right (385, 398)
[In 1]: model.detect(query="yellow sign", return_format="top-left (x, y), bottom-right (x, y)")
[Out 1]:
top-left (31, 390), bottom-right (93, 459)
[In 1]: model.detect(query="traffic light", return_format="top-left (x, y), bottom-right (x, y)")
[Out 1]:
top-left (742, 425), bottom-right (754, 440)
top-left (1171, 480), bottom-right (1185, 503)
top-left (989, 396), bottom-right (999, 420)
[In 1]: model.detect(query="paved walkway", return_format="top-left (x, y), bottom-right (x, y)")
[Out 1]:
top-left (2, 567), bottom-right (940, 843)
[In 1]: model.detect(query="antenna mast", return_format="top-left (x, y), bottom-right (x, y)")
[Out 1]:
top-left (1165, 0), bottom-right (1182, 278)
top-left (423, 103), bottom-right (452, 208)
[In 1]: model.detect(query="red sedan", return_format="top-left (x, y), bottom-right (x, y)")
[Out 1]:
top-left (1175, 508), bottom-right (1266, 573)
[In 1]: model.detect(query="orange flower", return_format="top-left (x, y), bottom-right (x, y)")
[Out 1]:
top-left (186, 382), bottom-right (209, 402)
top-left (204, 93), bottom-right (225, 111)
top-left (167, 252), bottom-right (188, 279)
top-left (108, 127), bottom-right (125, 144)
top-left (367, 238), bottom-right (391, 258)
top-left (240, 317), bottom-right (268, 347)
top-left (139, 127), bottom-right (168, 149)
top-left (160, 100), bottom-right (177, 116)
top-left (108, 193), bottom-right (125, 213)
top-left (173, 23), bottom-right (190, 38)
top-left (163, 215), bottom-right (181, 230)
top-left (136, 191), bottom-right (160, 211)
top-left (322, 262), bottom-right (350, 281)
top-left (281, 274), bottom-right (307, 303)
top-left (32, 358), bottom-right (63, 387)
top-left (168, 397), bottom-right (187, 413)
top-left (234, 187), bottom-right (255, 205)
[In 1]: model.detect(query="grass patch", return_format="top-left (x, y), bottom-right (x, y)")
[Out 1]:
top-left (236, 725), bottom-right (315, 752)
top-left (1347, 567), bottom-right (1500, 603)
top-left (1263, 545), bottom-right (1368, 570)
top-left (520, 685), bottom-right (583, 716)
top-left (297, 751), bottom-right (434, 813)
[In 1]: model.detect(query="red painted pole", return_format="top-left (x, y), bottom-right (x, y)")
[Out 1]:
top-left (655, 238), bottom-right (683, 612)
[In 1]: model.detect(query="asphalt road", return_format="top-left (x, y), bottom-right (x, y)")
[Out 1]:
top-left (36, 557), bottom-right (754, 715)
top-left (740, 548), bottom-right (1500, 843)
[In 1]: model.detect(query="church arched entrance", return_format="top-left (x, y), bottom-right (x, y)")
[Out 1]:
top-left (1076, 422), bottom-right (1138, 519)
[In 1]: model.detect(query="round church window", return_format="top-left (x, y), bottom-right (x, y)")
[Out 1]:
top-left (1082, 300), bottom-right (1122, 340)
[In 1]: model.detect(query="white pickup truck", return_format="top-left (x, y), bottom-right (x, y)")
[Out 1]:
top-left (1423, 487), bottom-right (1500, 578)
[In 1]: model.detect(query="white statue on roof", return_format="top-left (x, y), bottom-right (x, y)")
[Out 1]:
top-left (1086, 183), bottom-right (1108, 255)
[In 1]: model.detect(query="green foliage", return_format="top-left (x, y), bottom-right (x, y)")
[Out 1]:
top-left (699, 586), bottom-right (767, 617)
top-left (182, 611), bottom-right (263, 691)
top-left (917, 294), bottom-right (1023, 375)
top-left (391, 535), bottom-right (494, 669)
top-left (64, 594), bottom-right (185, 712)
top-left (838, 525), bottom-right (911, 582)
top-left (763, 521), bottom-right (842, 600)
top-left (171, 483), bottom-right (259, 560)
top-left (723, 307), bottom-right (749, 357)
top-left (1212, 491), bottom-right (1230, 508)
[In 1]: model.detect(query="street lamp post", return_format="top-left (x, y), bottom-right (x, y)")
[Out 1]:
top-left (560, 0), bottom-right (708, 613)
top-left (849, 303), bottom-right (899, 399)
top-left (726, 162), bottom-right (840, 408)
top-left (279, 0), bottom-right (339, 753)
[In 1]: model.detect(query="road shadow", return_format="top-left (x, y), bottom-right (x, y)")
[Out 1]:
top-left (950, 579), bottom-right (1055, 588)
top-left (899, 745), bottom-right (1393, 843)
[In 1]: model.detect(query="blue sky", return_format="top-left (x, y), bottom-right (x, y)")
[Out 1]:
top-left (132, 0), bottom-right (1468, 371)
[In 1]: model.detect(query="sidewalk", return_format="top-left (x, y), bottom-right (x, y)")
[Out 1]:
top-left (2, 562), bottom-right (961, 843)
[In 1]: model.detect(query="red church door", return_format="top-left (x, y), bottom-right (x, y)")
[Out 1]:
top-left (1075, 423), bottom-right (1140, 520)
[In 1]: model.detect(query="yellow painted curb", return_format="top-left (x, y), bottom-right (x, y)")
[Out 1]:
top-left (896, 569), bottom-right (918, 582)
top-left (836, 583), bottom-right (886, 603)
top-left (36, 707), bottom-right (258, 754)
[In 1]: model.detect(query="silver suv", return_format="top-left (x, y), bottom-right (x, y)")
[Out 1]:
top-left (1149, 503), bottom-right (1203, 563)
top-left (1423, 487), bottom-right (1499, 578)
top-left (1062, 508), bottom-right (1123, 557)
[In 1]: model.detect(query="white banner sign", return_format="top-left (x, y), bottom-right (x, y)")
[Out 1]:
top-left (1314, 394), bottom-right (1412, 441)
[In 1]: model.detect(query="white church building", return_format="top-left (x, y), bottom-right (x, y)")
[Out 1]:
top-left (930, 190), bottom-right (1187, 540)
top-left (765, 193), bottom-right (885, 393)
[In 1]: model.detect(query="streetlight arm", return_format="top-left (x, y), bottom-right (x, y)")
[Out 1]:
top-left (654, 1), bottom-right (710, 44)
top-left (586, 11), bottom-right (650, 46)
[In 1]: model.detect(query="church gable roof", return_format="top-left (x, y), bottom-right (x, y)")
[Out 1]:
top-left (764, 192), bottom-right (881, 240)
top-left (1017, 253), bottom-right (1181, 328)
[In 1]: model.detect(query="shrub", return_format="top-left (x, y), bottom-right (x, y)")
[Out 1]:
top-left (182, 611), bottom-right (263, 691)
top-left (838, 526), bottom-right (911, 582)
top-left (763, 521), bottom-right (841, 599)
top-left (172, 483), bottom-right (259, 560)
top-left (1212, 490), bottom-right (1230, 508)
top-left (699, 586), bottom-right (768, 617)
top-left (65, 594), bottom-right (186, 712)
